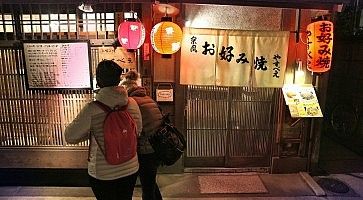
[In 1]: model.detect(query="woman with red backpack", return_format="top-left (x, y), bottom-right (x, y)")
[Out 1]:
top-left (65, 60), bottom-right (143, 200)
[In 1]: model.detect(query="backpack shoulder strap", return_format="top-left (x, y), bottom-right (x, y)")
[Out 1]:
top-left (88, 132), bottom-right (106, 162)
top-left (118, 99), bottom-right (129, 111)
top-left (94, 101), bottom-right (112, 113)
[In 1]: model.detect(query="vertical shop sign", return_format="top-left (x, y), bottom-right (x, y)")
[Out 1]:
top-left (306, 21), bottom-right (333, 73)
top-left (252, 32), bottom-right (289, 87)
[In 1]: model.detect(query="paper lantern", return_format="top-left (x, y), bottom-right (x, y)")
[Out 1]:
top-left (306, 20), bottom-right (334, 73)
top-left (118, 21), bottom-right (145, 50)
top-left (151, 21), bottom-right (183, 54)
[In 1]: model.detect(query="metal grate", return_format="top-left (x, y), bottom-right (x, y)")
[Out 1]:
top-left (317, 178), bottom-right (350, 194)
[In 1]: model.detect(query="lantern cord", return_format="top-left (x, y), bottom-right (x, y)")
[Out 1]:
top-left (163, 4), bottom-right (169, 17)
top-left (130, 0), bottom-right (134, 12)
top-left (289, 30), bottom-right (307, 45)
top-left (299, 33), bottom-right (308, 45)
top-left (295, 9), bottom-right (301, 43)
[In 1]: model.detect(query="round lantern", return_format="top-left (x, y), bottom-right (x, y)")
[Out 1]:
top-left (306, 20), bottom-right (334, 73)
top-left (151, 20), bottom-right (183, 54)
top-left (118, 20), bottom-right (145, 50)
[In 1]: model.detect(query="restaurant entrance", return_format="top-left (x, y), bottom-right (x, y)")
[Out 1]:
top-left (184, 85), bottom-right (279, 169)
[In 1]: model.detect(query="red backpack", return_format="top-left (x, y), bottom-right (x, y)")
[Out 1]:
top-left (92, 100), bottom-right (137, 165)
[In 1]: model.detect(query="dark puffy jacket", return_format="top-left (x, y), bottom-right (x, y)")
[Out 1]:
top-left (129, 86), bottom-right (163, 154)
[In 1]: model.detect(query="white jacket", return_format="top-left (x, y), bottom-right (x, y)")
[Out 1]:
top-left (65, 86), bottom-right (142, 180)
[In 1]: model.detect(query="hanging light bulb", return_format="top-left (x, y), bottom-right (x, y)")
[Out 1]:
top-left (295, 59), bottom-right (305, 84)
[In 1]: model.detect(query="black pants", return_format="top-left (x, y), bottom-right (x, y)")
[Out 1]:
top-left (89, 172), bottom-right (138, 200)
top-left (138, 153), bottom-right (163, 200)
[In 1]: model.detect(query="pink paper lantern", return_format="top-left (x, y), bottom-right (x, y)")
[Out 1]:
top-left (118, 21), bottom-right (145, 50)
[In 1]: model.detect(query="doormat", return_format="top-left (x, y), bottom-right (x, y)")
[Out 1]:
top-left (198, 175), bottom-right (268, 194)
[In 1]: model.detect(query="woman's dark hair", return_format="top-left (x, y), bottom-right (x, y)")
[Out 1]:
top-left (96, 60), bottom-right (123, 88)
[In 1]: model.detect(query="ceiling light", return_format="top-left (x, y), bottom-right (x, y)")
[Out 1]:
top-left (78, 3), bottom-right (93, 13)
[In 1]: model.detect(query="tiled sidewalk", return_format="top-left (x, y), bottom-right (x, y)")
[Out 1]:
top-left (0, 172), bottom-right (362, 200)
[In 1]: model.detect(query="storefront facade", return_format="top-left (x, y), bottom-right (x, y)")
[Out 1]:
top-left (0, 0), bottom-right (352, 175)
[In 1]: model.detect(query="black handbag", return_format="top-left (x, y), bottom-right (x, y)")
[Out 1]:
top-left (148, 114), bottom-right (186, 166)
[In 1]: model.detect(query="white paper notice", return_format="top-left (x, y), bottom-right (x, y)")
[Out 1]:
top-left (23, 42), bottom-right (92, 89)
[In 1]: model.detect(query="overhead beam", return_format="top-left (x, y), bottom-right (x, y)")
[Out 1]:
top-left (0, 0), bottom-right (350, 10)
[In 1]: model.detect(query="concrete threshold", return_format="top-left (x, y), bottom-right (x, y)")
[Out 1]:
top-left (299, 172), bottom-right (326, 196)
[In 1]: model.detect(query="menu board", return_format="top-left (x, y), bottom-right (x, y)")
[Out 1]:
top-left (23, 40), bottom-right (92, 89)
top-left (282, 84), bottom-right (323, 118)
top-left (98, 47), bottom-right (136, 70)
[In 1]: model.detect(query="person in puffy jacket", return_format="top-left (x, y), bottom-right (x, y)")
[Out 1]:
top-left (122, 70), bottom-right (163, 200)
top-left (65, 60), bottom-right (142, 200)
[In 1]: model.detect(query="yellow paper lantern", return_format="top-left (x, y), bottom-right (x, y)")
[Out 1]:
top-left (306, 20), bottom-right (334, 73)
top-left (151, 21), bottom-right (183, 54)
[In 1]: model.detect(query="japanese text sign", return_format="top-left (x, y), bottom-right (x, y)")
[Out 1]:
top-left (180, 28), bottom-right (289, 87)
top-left (306, 21), bottom-right (333, 73)
top-left (99, 47), bottom-right (136, 71)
